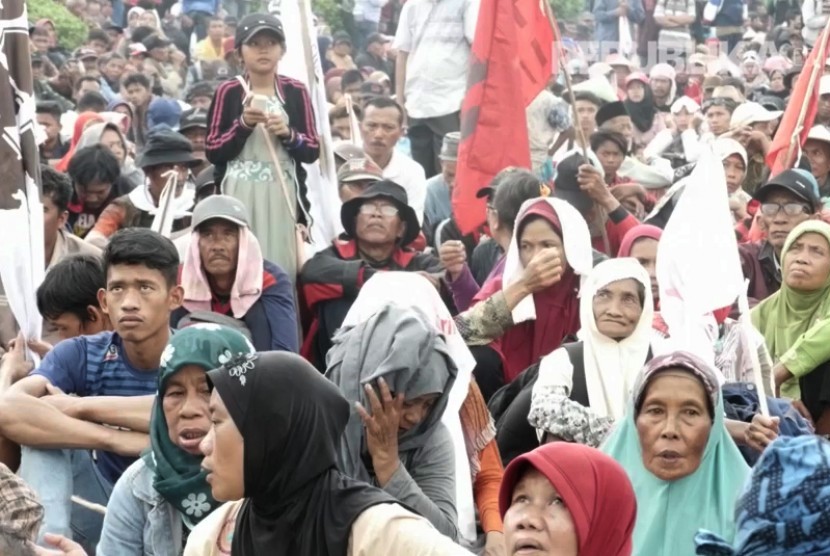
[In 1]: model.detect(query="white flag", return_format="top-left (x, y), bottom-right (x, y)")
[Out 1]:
top-left (268, 0), bottom-right (342, 250)
top-left (655, 144), bottom-right (744, 367)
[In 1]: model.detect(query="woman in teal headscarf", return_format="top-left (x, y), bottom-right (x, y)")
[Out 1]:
top-left (602, 351), bottom-right (750, 556)
top-left (97, 324), bottom-right (255, 555)
top-left (752, 220), bottom-right (830, 430)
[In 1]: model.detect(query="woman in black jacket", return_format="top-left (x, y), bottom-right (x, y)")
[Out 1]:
top-left (206, 12), bottom-right (320, 280)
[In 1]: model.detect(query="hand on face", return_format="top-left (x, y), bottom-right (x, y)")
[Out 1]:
top-left (521, 247), bottom-right (565, 293)
top-left (355, 377), bottom-right (403, 470)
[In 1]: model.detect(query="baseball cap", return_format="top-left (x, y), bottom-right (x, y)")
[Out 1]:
top-left (75, 47), bottom-right (98, 61)
top-left (333, 141), bottom-right (365, 164)
top-left (143, 35), bottom-right (171, 51)
top-left (337, 158), bottom-right (383, 183)
top-left (235, 13), bottom-right (285, 49)
top-left (179, 108), bottom-right (208, 132)
top-left (333, 31), bottom-right (352, 45)
top-left (754, 169), bottom-right (821, 210)
top-left (192, 194), bottom-right (250, 229)
top-left (366, 32), bottom-right (390, 45)
top-left (730, 102), bottom-right (782, 128)
top-left (360, 80), bottom-right (385, 97)
top-left (806, 124), bottom-right (830, 146)
top-left (129, 43), bottom-right (148, 57)
top-left (194, 165), bottom-right (216, 192)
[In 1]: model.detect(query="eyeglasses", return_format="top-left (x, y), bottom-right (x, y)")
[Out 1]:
top-left (759, 202), bottom-right (810, 216)
top-left (358, 203), bottom-right (399, 217)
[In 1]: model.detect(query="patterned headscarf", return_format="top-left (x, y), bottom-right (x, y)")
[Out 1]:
top-left (696, 435), bottom-right (830, 555)
top-left (141, 324), bottom-right (255, 527)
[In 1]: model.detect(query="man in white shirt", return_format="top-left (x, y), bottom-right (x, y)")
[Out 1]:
top-left (360, 96), bottom-right (426, 224)
top-left (393, 0), bottom-right (479, 179)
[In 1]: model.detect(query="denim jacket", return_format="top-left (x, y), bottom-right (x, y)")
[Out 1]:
top-left (97, 459), bottom-right (184, 555)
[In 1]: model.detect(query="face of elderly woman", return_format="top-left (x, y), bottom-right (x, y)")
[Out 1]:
top-left (503, 467), bottom-right (579, 556)
top-left (200, 390), bottom-right (245, 501)
top-left (592, 278), bottom-right (643, 340)
top-left (519, 216), bottom-right (567, 270)
top-left (636, 370), bottom-right (712, 482)
top-left (163, 365), bottom-right (211, 456)
top-left (784, 232), bottom-right (830, 292)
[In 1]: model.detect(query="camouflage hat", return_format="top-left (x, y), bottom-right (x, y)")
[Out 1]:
top-left (337, 157), bottom-right (383, 184)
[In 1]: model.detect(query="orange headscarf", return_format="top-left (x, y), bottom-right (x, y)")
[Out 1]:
top-left (55, 112), bottom-right (105, 172)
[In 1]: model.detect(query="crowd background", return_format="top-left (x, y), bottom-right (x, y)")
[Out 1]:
top-left (2, 0), bottom-right (830, 554)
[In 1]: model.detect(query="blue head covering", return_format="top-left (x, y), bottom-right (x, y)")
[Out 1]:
top-left (601, 351), bottom-right (750, 556)
top-left (695, 435), bottom-right (830, 556)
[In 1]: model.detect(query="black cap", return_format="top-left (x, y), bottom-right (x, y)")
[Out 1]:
top-left (136, 128), bottom-right (201, 169)
top-left (360, 81), bottom-right (385, 97)
top-left (553, 152), bottom-right (594, 214)
top-left (179, 108), bottom-right (208, 132)
top-left (143, 35), bottom-right (171, 51)
top-left (754, 169), bottom-right (821, 211)
top-left (340, 180), bottom-right (420, 246)
top-left (104, 22), bottom-right (124, 33)
top-left (333, 31), bottom-right (352, 45)
top-left (235, 13), bottom-right (285, 49)
top-left (194, 165), bottom-right (216, 192)
top-left (30, 53), bottom-right (44, 65)
top-left (185, 81), bottom-right (215, 102)
top-left (595, 101), bottom-right (629, 128)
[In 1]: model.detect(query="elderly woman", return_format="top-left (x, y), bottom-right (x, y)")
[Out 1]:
top-left (529, 258), bottom-right (654, 448)
top-left (696, 435), bottom-right (830, 555)
top-left (499, 442), bottom-right (637, 556)
top-left (602, 351), bottom-right (750, 556)
top-left (185, 352), bottom-right (472, 555)
top-left (752, 220), bottom-right (830, 430)
top-left (97, 325), bottom-right (255, 555)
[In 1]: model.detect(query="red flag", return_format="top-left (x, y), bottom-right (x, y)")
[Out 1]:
top-left (453, 0), bottom-right (555, 234)
top-left (767, 23), bottom-right (830, 173)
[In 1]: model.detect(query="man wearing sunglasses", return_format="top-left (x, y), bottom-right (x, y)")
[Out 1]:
top-left (741, 169), bottom-right (822, 303)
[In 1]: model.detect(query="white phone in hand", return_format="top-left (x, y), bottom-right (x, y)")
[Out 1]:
top-left (251, 94), bottom-right (269, 114)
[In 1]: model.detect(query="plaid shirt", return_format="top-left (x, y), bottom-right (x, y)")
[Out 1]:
top-left (0, 462), bottom-right (43, 540)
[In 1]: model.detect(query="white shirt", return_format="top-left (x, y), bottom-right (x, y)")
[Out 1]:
top-left (393, 0), bottom-right (479, 119)
top-left (382, 150), bottom-right (427, 224)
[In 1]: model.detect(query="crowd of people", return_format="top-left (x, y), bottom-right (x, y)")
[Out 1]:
top-left (7, 0), bottom-right (830, 554)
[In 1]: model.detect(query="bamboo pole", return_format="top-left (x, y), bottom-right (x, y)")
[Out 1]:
top-left (541, 0), bottom-right (611, 255)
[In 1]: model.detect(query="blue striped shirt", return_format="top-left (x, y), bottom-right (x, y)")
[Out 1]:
top-left (33, 331), bottom-right (158, 484)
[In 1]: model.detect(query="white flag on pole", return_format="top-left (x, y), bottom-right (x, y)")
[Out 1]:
top-left (655, 144), bottom-right (744, 368)
top-left (268, 0), bottom-right (342, 250)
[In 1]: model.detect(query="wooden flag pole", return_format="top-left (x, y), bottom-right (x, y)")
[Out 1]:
top-left (783, 16), bottom-right (830, 168)
top-left (738, 280), bottom-right (770, 416)
top-left (541, 0), bottom-right (611, 255)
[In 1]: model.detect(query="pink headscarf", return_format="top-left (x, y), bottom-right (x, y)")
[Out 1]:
top-left (181, 227), bottom-right (265, 318)
top-left (617, 224), bottom-right (663, 257)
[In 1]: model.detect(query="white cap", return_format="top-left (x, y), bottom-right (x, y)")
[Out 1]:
top-left (821, 75), bottom-right (830, 96)
top-left (807, 125), bottom-right (830, 145)
top-left (670, 96), bottom-right (701, 114)
top-left (572, 76), bottom-right (618, 103)
top-left (713, 137), bottom-right (748, 166)
top-left (588, 62), bottom-right (613, 80)
top-left (730, 102), bottom-right (782, 128)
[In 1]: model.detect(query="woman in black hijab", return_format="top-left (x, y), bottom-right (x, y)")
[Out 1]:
top-left (190, 351), bottom-right (472, 556)
top-left (624, 72), bottom-right (665, 151)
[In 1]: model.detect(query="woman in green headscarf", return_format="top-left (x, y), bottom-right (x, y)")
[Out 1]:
top-left (752, 220), bottom-right (830, 430)
top-left (602, 351), bottom-right (750, 556)
top-left (97, 324), bottom-right (255, 555)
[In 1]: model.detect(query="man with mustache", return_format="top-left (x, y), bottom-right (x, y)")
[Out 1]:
top-left (301, 180), bottom-right (444, 369)
top-left (172, 195), bottom-right (298, 353)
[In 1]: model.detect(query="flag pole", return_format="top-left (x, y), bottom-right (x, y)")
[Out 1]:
top-left (738, 280), bottom-right (770, 416)
top-left (783, 16), bottom-right (830, 168)
top-left (541, 0), bottom-right (611, 255)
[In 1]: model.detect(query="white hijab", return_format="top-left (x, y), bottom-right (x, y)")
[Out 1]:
top-left (577, 257), bottom-right (654, 420)
top-left (339, 272), bottom-right (477, 544)
top-left (502, 197), bottom-right (593, 324)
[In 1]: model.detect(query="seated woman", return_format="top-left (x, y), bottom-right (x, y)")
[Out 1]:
top-left (325, 304), bottom-right (460, 540)
top-left (602, 351), bottom-right (750, 556)
top-left (695, 435), bottom-right (830, 556)
top-left (529, 258), bottom-right (654, 447)
top-left (340, 272), bottom-right (505, 551)
top-left (499, 442), bottom-right (637, 556)
top-left (752, 220), bottom-right (830, 431)
top-left (468, 197), bottom-right (594, 386)
top-left (617, 224), bottom-right (662, 311)
top-left (624, 73), bottom-right (666, 151)
top-left (98, 324), bottom-right (255, 555)
top-left (185, 351), bottom-right (472, 555)
top-left (491, 258), bottom-right (652, 465)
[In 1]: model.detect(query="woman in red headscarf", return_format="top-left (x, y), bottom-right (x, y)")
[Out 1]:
top-left (55, 112), bottom-right (105, 172)
top-left (499, 442), bottom-right (637, 556)
top-left (618, 224), bottom-right (663, 311)
top-left (472, 198), bottom-right (593, 384)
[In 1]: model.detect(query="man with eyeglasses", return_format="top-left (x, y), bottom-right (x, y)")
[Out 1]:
top-left (741, 169), bottom-right (821, 302)
top-left (300, 180), bottom-right (443, 369)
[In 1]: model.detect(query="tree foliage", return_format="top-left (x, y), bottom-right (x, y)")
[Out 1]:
top-left (28, 0), bottom-right (89, 51)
